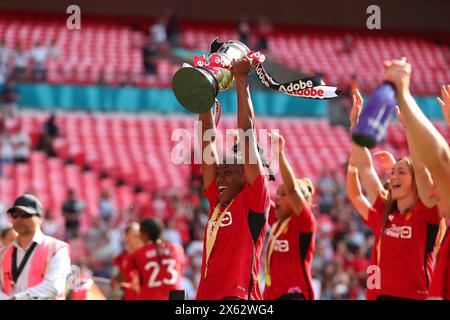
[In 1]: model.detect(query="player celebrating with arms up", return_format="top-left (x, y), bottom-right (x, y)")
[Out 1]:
top-left (349, 87), bottom-right (443, 300)
top-left (196, 57), bottom-right (270, 300)
top-left (263, 132), bottom-right (316, 300)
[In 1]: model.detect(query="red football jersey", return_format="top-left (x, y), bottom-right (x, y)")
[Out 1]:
top-left (365, 196), bottom-right (442, 299)
top-left (264, 206), bottom-right (316, 300)
top-left (129, 242), bottom-right (185, 300)
top-left (429, 226), bottom-right (450, 299)
top-left (196, 174), bottom-right (270, 300)
top-left (112, 250), bottom-right (139, 300)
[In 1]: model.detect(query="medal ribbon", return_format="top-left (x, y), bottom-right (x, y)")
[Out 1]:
top-left (204, 199), bottom-right (234, 279)
top-left (265, 217), bottom-right (291, 287)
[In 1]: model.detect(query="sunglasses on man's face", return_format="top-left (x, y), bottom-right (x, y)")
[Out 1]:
top-left (9, 211), bottom-right (36, 219)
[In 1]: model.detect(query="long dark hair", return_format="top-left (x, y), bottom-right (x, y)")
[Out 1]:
top-left (232, 142), bottom-right (275, 181)
top-left (140, 218), bottom-right (164, 261)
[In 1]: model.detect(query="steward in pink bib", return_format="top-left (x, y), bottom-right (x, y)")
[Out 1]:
top-left (0, 235), bottom-right (68, 299)
top-left (0, 194), bottom-right (71, 300)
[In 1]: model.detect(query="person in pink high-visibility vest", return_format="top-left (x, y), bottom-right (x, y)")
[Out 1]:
top-left (0, 194), bottom-right (71, 300)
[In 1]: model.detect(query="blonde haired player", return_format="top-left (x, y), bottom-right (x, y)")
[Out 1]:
top-left (263, 132), bottom-right (316, 300)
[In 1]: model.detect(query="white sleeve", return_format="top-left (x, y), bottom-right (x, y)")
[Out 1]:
top-left (13, 246), bottom-right (71, 300)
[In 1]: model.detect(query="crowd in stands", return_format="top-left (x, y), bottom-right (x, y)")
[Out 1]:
top-left (0, 37), bottom-right (60, 85)
top-left (143, 10), bottom-right (181, 76)
top-left (0, 36), bottom-right (59, 170)
top-left (0, 79), bottom-right (32, 177)
top-left (0, 13), bottom-right (446, 94)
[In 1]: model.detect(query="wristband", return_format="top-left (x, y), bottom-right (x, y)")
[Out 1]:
top-left (348, 165), bottom-right (358, 173)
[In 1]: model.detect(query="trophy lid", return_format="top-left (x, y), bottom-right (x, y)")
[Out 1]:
top-left (172, 67), bottom-right (218, 114)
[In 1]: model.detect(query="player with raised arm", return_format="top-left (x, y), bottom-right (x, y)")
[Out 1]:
top-left (263, 131), bottom-right (316, 300)
top-left (427, 85), bottom-right (450, 300)
top-left (349, 88), bottom-right (443, 299)
top-left (382, 59), bottom-right (450, 218)
top-left (196, 57), bottom-right (270, 300)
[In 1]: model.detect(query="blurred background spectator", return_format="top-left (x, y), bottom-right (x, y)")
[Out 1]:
top-left (317, 168), bottom-right (340, 214)
top-left (340, 33), bottom-right (354, 55)
top-left (163, 216), bottom-right (183, 246)
top-left (143, 42), bottom-right (157, 75)
top-left (10, 124), bottom-right (30, 163)
top-left (12, 43), bottom-right (28, 81)
top-left (0, 78), bottom-right (20, 119)
top-left (0, 37), bottom-right (9, 70)
top-left (30, 40), bottom-right (48, 81)
top-left (99, 189), bottom-right (118, 227)
top-left (150, 17), bottom-right (168, 52)
top-left (256, 16), bottom-right (273, 52)
top-left (41, 209), bottom-right (64, 239)
top-left (48, 39), bottom-right (60, 58)
top-left (37, 113), bottom-right (60, 157)
top-left (165, 9), bottom-right (180, 48)
top-left (237, 16), bottom-right (251, 46)
top-left (62, 188), bottom-right (85, 240)
top-left (0, 125), bottom-right (14, 176)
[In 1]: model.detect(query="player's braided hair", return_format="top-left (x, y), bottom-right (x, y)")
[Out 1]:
top-left (232, 142), bottom-right (275, 181)
top-left (140, 218), bottom-right (164, 262)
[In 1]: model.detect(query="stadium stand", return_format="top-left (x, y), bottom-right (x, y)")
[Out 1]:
top-left (0, 11), bottom-right (448, 94)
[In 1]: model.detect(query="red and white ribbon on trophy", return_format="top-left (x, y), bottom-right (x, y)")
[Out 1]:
top-left (194, 51), bottom-right (340, 100)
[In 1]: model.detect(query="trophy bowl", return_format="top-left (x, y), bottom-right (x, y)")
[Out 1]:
top-left (172, 40), bottom-right (251, 113)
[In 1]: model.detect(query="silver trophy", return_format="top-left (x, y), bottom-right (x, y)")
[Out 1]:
top-left (172, 39), bottom-right (251, 113)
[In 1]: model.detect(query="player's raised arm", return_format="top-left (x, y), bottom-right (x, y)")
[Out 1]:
top-left (199, 108), bottom-right (219, 189)
top-left (232, 57), bottom-right (263, 185)
top-left (395, 107), bottom-right (436, 208)
top-left (346, 154), bottom-right (371, 221)
top-left (350, 89), bottom-right (384, 204)
top-left (437, 85), bottom-right (450, 125)
top-left (271, 132), bottom-right (307, 214)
